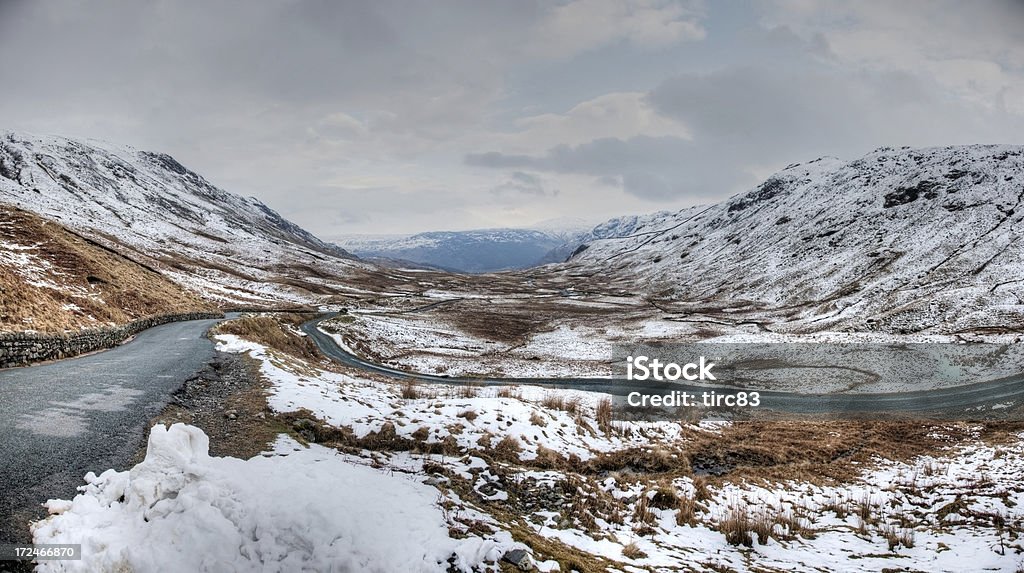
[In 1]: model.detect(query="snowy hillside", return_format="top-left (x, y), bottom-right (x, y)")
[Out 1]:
top-left (539, 212), bottom-right (671, 264)
top-left (563, 145), bottom-right (1024, 335)
top-left (0, 132), bottom-right (366, 306)
top-left (336, 225), bottom-right (593, 273)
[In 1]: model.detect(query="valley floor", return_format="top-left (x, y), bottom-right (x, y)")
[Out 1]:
top-left (320, 275), bottom-right (1024, 394)
top-left (30, 314), bottom-right (1024, 572)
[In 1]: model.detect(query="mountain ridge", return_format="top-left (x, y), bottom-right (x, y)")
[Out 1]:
top-left (0, 131), bottom-right (365, 306)
top-left (560, 144), bottom-right (1024, 334)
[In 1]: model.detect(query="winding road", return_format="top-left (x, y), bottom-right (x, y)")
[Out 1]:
top-left (0, 316), bottom-right (227, 546)
top-left (300, 315), bottom-right (1024, 418)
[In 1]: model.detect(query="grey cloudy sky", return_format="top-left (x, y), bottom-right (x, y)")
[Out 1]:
top-left (2, 1), bottom-right (1023, 237)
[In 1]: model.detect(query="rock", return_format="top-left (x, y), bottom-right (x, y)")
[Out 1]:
top-left (502, 549), bottom-right (535, 571)
top-left (292, 418), bottom-right (318, 442)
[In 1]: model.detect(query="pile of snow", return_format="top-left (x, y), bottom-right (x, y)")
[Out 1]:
top-left (33, 424), bottom-right (518, 572)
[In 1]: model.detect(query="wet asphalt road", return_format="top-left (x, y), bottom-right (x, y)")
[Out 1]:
top-left (0, 317), bottom-right (225, 545)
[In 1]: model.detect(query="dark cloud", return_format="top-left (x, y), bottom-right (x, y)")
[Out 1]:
top-left (467, 23), bottom-right (1024, 203)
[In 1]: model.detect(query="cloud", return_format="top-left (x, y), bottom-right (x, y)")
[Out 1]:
top-left (468, 135), bottom-right (746, 200)
top-left (468, 20), bottom-right (1024, 203)
top-left (491, 92), bottom-right (690, 153)
top-left (1, 1), bottom-right (1023, 234)
top-left (762, 1), bottom-right (1024, 112)
top-left (491, 171), bottom-right (554, 197)
top-left (527, 0), bottom-right (706, 59)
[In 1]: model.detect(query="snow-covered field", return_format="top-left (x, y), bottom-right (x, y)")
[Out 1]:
top-left (324, 304), bottom-right (625, 378)
top-left (34, 326), bottom-right (1024, 572)
top-left (324, 301), bottom-right (1024, 393)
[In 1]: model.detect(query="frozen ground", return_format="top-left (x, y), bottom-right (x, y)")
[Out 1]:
top-left (34, 327), bottom-right (1023, 572)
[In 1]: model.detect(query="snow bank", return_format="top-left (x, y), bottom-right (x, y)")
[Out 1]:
top-left (33, 423), bottom-right (512, 572)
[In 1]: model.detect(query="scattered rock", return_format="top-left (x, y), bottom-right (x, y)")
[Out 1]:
top-left (292, 418), bottom-right (318, 442)
top-left (502, 548), bottom-right (535, 571)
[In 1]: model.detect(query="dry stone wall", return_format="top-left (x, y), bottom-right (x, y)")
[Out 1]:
top-left (0, 312), bottom-right (223, 368)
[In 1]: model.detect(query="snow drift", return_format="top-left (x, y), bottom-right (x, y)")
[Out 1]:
top-left (32, 423), bottom-right (513, 572)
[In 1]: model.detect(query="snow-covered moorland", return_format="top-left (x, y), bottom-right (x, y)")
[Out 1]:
top-left (33, 318), bottom-right (1024, 572)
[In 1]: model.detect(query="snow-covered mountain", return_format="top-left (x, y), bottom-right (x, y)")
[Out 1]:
top-left (0, 132), bottom-right (366, 306)
top-left (335, 221), bottom-right (596, 273)
top-left (538, 213), bottom-right (662, 264)
top-left (561, 145), bottom-right (1024, 335)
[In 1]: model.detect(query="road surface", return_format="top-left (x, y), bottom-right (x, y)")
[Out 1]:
top-left (0, 317), bottom-right (226, 546)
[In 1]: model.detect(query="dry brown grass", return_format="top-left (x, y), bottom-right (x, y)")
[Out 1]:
top-left (595, 397), bottom-right (613, 434)
top-left (621, 542), bottom-right (646, 559)
top-left (0, 205), bottom-right (214, 332)
top-left (541, 394), bottom-right (581, 415)
top-left (401, 379), bottom-right (422, 399)
top-left (214, 316), bottom-right (321, 362)
top-left (456, 384), bottom-right (479, 399)
top-left (496, 386), bottom-right (520, 399)
top-left (719, 504), bottom-right (773, 547)
top-left (632, 494), bottom-right (655, 526)
top-left (880, 524), bottom-right (915, 550)
top-left (676, 494), bottom-right (698, 526)
top-left (494, 435), bottom-right (523, 461)
top-left (577, 420), bottom-right (1005, 486)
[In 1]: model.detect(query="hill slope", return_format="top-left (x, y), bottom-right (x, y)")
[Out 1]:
top-left (0, 132), bottom-right (365, 306)
top-left (0, 205), bottom-right (214, 332)
top-left (562, 145), bottom-right (1024, 334)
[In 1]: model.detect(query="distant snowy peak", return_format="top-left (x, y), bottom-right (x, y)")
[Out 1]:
top-left (0, 131), bottom-right (361, 305)
top-left (335, 227), bottom-right (592, 273)
top-left (525, 216), bottom-right (602, 241)
top-left (563, 145), bottom-right (1024, 334)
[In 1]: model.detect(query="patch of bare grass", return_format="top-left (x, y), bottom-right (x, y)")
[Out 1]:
top-left (0, 205), bottom-right (214, 332)
top-left (621, 542), bottom-right (646, 560)
top-left (494, 435), bottom-right (522, 461)
top-left (595, 397), bottom-right (613, 434)
top-left (214, 316), bottom-right (322, 362)
top-left (401, 379), bottom-right (421, 399)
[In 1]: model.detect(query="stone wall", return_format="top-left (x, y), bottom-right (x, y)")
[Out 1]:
top-left (0, 312), bottom-right (224, 369)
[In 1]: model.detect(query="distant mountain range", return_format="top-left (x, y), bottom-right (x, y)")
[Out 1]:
top-left (332, 218), bottom-right (598, 273)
